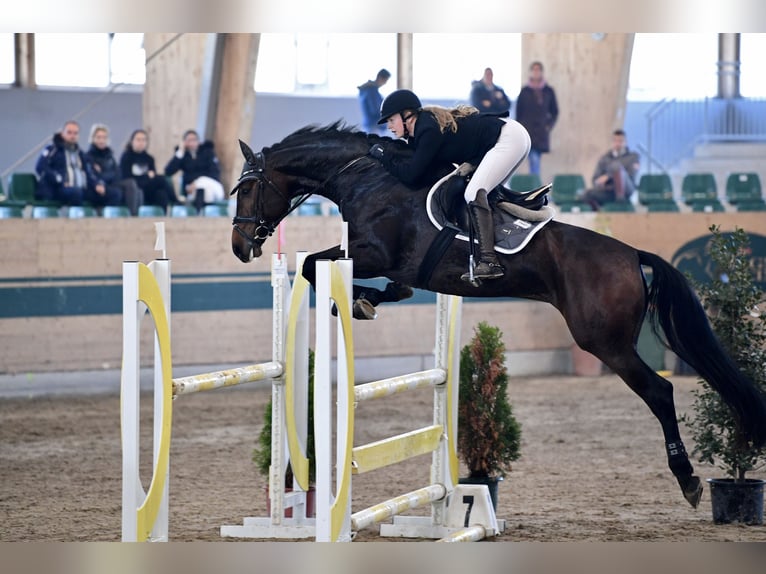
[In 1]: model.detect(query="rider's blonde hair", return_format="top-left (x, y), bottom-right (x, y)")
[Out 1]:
top-left (422, 104), bottom-right (479, 133)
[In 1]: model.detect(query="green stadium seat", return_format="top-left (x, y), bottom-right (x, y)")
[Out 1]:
top-left (31, 205), bottom-right (60, 218)
top-left (6, 172), bottom-right (37, 207)
top-left (0, 205), bottom-right (24, 218)
top-left (690, 199), bottom-right (725, 213)
top-left (551, 174), bottom-right (586, 203)
top-left (555, 201), bottom-right (593, 213)
top-left (297, 203), bottom-right (322, 216)
top-left (638, 174), bottom-right (674, 206)
top-left (681, 173), bottom-right (717, 205)
top-left (202, 203), bottom-right (229, 217)
top-left (735, 199), bottom-right (766, 212)
top-left (103, 205), bottom-right (132, 218)
top-left (646, 200), bottom-right (680, 213)
top-left (600, 201), bottom-right (636, 213)
top-left (725, 172), bottom-right (762, 204)
top-left (67, 205), bottom-right (97, 218)
top-left (138, 205), bottom-right (166, 218)
top-left (509, 173), bottom-right (543, 192)
top-left (170, 204), bottom-right (198, 217)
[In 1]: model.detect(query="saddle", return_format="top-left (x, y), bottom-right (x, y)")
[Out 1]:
top-left (426, 164), bottom-right (555, 255)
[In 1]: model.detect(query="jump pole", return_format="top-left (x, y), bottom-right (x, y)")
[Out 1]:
top-left (121, 250), bottom-right (313, 541)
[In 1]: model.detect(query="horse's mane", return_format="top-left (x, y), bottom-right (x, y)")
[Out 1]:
top-left (266, 121), bottom-right (374, 154)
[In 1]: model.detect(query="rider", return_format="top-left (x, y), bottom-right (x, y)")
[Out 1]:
top-left (369, 89), bottom-right (531, 282)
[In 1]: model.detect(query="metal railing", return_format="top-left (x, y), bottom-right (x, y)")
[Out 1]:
top-left (643, 97), bottom-right (766, 173)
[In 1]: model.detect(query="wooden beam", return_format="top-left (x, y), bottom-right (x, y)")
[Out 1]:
top-left (143, 34), bottom-right (208, 180)
top-left (212, 34), bottom-right (260, 190)
top-left (13, 33), bottom-right (35, 88)
top-left (520, 33), bottom-right (634, 184)
top-left (397, 33), bottom-right (413, 90)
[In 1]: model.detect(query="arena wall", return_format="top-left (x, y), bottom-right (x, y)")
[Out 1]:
top-left (1, 213), bottom-right (764, 376)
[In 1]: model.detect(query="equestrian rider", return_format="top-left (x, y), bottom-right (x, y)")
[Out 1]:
top-left (369, 89), bottom-right (531, 282)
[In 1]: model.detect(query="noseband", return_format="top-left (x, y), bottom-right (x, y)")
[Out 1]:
top-left (231, 150), bottom-right (367, 253)
top-left (230, 151), bottom-right (296, 254)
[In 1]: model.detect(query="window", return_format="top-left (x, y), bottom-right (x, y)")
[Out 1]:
top-left (110, 33), bottom-right (145, 85)
top-left (35, 33), bottom-right (111, 87)
top-left (412, 34), bottom-right (521, 102)
top-left (255, 33), bottom-right (396, 95)
top-left (628, 33), bottom-right (718, 101)
top-left (0, 33), bottom-right (14, 84)
top-left (740, 33), bottom-right (766, 98)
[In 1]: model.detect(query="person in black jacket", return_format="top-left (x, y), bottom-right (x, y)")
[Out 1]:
top-left (515, 61), bottom-right (559, 177)
top-left (369, 89), bottom-right (531, 283)
top-left (164, 130), bottom-right (224, 212)
top-left (469, 67), bottom-right (511, 115)
top-left (119, 129), bottom-right (179, 213)
top-left (85, 124), bottom-right (141, 213)
top-left (35, 120), bottom-right (98, 206)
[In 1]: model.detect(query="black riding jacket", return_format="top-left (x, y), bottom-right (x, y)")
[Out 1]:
top-left (379, 110), bottom-right (505, 187)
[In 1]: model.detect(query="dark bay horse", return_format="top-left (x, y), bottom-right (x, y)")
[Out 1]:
top-left (230, 123), bottom-right (766, 508)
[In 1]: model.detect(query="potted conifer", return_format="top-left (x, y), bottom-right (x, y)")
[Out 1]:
top-left (253, 349), bottom-right (316, 517)
top-left (681, 225), bottom-right (766, 525)
top-left (457, 321), bottom-right (522, 510)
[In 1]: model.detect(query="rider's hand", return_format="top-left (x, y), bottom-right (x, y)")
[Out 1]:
top-left (368, 144), bottom-right (385, 160)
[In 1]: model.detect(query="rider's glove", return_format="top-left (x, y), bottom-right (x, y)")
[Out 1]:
top-left (368, 144), bottom-right (385, 160)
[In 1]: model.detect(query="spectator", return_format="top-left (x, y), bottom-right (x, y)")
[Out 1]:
top-left (85, 124), bottom-right (142, 213)
top-left (515, 61), bottom-right (559, 177)
top-left (35, 120), bottom-right (97, 206)
top-left (583, 129), bottom-right (640, 210)
top-left (357, 68), bottom-right (391, 135)
top-left (164, 130), bottom-right (224, 212)
top-left (469, 67), bottom-right (511, 115)
top-left (119, 129), bottom-right (179, 212)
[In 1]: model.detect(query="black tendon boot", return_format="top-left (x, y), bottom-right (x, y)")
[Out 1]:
top-left (461, 189), bottom-right (505, 282)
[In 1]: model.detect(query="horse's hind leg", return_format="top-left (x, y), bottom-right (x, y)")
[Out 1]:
top-left (600, 349), bottom-right (703, 508)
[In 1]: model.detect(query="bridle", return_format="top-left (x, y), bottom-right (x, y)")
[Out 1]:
top-left (231, 148), bottom-right (367, 254)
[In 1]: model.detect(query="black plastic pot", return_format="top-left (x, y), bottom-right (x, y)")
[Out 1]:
top-left (707, 478), bottom-right (765, 525)
top-left (458, 475), bottom-right (503, 511)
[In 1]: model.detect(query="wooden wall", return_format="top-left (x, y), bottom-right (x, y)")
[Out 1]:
top-left (521, 33), bottom-right (634, 184)
top-left (1, 213), bottom-right (764, 375)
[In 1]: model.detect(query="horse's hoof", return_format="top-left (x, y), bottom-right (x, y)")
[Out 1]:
top-left (353, 298), bottom-right (378, 320)
top-left (682, 476), bottom-right (703, 508)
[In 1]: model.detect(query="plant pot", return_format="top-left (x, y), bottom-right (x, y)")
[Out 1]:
top-left (707, 478), bottom-right (765, 525)
top-left (571, 344), bottom-right (602, 376)
top-left (458, 476), bottom-right (503, 511)
top-left (265, 485), bottom-right (316, 518)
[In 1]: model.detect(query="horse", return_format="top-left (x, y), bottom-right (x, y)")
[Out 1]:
top-left (230, 122), bottom-right (766, 508)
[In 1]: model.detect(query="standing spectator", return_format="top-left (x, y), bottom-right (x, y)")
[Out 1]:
top-left (119, 129), bottom-right (179, 213)
top-left (583, 129), bottom-right (640, 210)
top-left (469, 67), bottom-right (511, 115)
top-left (515, 61), bottom-right (559, 177)
top-left (35, 120), bottom-right (97, 206)
top-left (164, 129), bottom-right (225, 212)
top-left (357, 68), bottom-right (391, 135)
top-left (85, 124), bottom-right (142, 213)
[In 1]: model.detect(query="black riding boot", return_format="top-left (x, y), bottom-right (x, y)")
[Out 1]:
top-left (461, 189), bottom-right (505, 282)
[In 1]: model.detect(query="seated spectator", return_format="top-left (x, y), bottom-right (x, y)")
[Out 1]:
top-left (470, 67), bottom-right (511, 115)
top-left (583, 129), bottom-right (640, 210)
top-left (35, 120), bottom-right (97, 206)
top-left (119, 129), bottom-right (180, 213)
top-left (85, 124), bottom-right (142, 213)
top-left (164, 130), bottom-right (225, 212)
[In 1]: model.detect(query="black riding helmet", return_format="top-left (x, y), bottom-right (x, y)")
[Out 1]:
top-left (377, 89), bottom-right (422, 125)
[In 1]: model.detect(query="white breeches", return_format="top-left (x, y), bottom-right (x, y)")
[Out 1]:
top-left (464, 118), bottom-right (531, 202)
top-left (191, 176), bottom-right (225, 203)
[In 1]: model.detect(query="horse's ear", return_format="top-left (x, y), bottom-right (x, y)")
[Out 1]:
top-left (239, 139), bottom-right (257, 165)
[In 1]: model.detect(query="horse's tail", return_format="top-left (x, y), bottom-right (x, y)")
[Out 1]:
top-left (638, 250), bottom-right (766, 448)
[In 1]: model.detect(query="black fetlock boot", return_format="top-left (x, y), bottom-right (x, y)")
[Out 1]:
top-left (461, 189), bottom-right (505, 282)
